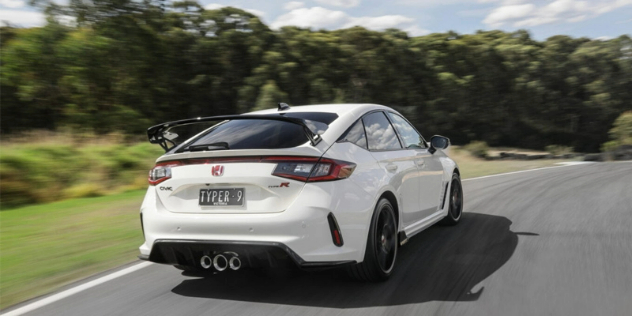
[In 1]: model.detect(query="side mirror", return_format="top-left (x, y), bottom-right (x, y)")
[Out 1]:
top-left (429, 135), bottom-right (450, 154)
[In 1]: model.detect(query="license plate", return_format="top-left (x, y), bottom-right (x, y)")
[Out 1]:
top-left (199, 188), bottom-right (244, 206)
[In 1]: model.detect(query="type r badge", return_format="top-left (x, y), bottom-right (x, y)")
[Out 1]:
top-left (268, 182), bottom-right (290, 188)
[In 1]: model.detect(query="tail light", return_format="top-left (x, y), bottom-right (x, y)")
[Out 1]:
top-left (148, 161), bottom-right (183, 185)
top-left (270, 157), bottom-right (356, 182)
top-left (147, 156), bottom-right (356, 185)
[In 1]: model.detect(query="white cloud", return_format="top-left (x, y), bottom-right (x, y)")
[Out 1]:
top-left (314, 0), bottom-right (361, 8)
top-left (283, 1), bottom-right (304, 10)
top-left (566, 14), bottom-right (586, 23)
top-left (0, 0), bottom-right (25, 8)
top-left (344, 15), bottom-right (414, 29)
top-left (483, 0), bottom-right (632, 28)
top-left (271, 6), bottom-right (425, 36)
top-left (398, 0), bottom-right (472, 6)
top-left (204, 3), bottom-right (265, 17)
top-left (478, 0), bottom-right (527, 4)
top-left (204, 3), bottom-right (223, 10)
top-left (272, 7), bottom-right (348, 29)
top-left (0, 9), bottom-right (43, 26)
top-left (404, 25), bottom-right (431, 36)
top-left (398, 0), bottom-right (524, 6)
top-left (483, 4), bottom-right (535, 27)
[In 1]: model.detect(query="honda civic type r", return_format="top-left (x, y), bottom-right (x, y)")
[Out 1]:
top-left (139, 103), bottom-right (463, 281)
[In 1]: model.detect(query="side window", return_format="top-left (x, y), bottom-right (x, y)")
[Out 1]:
top-left (339, 120), bottom-right (368, 149)
top-left (386, 112), bottom-right (426, 149)
top-left (362, 112), bottom-right (403, 151)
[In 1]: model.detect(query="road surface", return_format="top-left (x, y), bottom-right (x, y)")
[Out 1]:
top-left (5, 162), bottom-right (632, 316)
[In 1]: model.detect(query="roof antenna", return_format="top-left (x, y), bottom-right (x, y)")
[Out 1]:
top-left (278, 102), bottom-right (290, 111)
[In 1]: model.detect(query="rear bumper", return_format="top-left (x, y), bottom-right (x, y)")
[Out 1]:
top-left (138, 179), bottom-right (376, 264)
top-left (139, 239), bottom-right (356, 269)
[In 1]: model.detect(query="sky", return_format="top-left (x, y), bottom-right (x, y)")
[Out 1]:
top-left (1, 0), bottom-right (631, 40)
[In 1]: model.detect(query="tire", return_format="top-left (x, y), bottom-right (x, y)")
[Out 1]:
top-left (439, 172), bottom-right (463, 226)
top-left (347, 198), bottom-right (398, 282)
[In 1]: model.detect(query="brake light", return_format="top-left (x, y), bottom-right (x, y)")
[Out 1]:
top-left (148, 161), bottom-right (183, 185)
top-left (271, 157), bottom-right (356, 182)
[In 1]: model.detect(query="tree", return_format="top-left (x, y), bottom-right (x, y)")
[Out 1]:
top-left (2, 1), bottom-right (632, 151)
top-left (602, 111), bottom-right (632, 152)
top-left (253, 80), bottom-right (288, 111)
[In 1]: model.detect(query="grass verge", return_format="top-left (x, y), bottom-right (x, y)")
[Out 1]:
top-left (0, 149), bottom-right (576, 309)
top-left (448, 147), bottom-right (578, 179)
top-left (0, 190), bottom-right (146, 309)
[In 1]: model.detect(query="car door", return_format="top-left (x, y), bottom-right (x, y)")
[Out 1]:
top-left (362, 111), bottom-right (420, 228)
top-left (386, 112), bottom-right (445, 220)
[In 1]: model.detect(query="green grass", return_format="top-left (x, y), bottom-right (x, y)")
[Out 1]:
top-left (0, 190), bottom-right (146, 309)
top-left (0, 147), bottom-right (577, 309)
top-left (448, 147), bottom-right (577, 179)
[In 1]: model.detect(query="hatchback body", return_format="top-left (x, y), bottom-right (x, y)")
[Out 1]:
top-left (139, 103), bottom-right (462, 280)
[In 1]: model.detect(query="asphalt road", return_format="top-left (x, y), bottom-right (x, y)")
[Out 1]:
top-left (7, 162), bottom-right (632, 316)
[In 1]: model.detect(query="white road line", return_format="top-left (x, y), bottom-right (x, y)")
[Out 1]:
top-left (1, 261), bottom-right (153, 316)
top-left (462, 162), bottom-right (595, 182)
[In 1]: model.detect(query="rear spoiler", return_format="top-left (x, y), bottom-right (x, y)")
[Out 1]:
top-left (147, 115), bottom-right (325, 152)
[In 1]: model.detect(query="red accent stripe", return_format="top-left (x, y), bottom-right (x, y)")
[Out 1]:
top-left (333, 230), bottom-right (342, 246)
top-left (158, 156), bottom-right (321, 165)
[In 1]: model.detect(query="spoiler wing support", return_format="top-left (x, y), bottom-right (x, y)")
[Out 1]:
top-left (147, 115), bottom-right (323, 152)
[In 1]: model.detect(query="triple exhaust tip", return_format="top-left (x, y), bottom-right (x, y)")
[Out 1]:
top-left (200, 254), bottom-right (241, 271)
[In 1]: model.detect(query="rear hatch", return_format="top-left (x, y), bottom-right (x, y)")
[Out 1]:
top-left (148, 114), bottom-right (338, 214)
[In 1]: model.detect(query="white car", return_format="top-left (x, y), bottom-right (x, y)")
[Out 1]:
top-left (138, 103), bottom-right (463, 281)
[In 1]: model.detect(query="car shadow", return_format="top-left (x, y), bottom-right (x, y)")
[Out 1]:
top-left (171, 212), bottom-right (524, 308)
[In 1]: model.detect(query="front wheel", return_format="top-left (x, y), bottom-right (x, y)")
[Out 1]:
top-left (347, 198), bottom-right (398, 282)
top-left (439, 172), bottom-right (463, 225)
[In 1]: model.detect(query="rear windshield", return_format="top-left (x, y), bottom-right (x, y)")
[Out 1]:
top-left (174, 112), bottom-right (338, 152)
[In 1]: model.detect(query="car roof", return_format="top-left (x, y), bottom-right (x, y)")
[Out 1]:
top-left (247, 103), bottom-right (390, 117)
top-left (246, 103), bottom-right (398, 147)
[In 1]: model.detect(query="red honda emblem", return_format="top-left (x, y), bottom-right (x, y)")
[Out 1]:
top-left (211, 165), bottom-right (224, 177)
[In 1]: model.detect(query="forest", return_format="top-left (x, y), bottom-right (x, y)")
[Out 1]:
top-left (2, 0), bottom-right (631, 152)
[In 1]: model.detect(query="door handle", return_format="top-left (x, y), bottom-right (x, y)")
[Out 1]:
top-left (386, 164), bottom-right (398, 172)
top-left (415, 159), bottom-right (425, 167)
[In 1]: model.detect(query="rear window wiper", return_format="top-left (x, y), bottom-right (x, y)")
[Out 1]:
top-left (184, 142), bottom-right (229, 152)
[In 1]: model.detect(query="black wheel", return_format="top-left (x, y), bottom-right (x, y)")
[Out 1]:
top-left (347, 198), bottom-right (398, 282)
top-left (440, 172), bottom-right (463, 226)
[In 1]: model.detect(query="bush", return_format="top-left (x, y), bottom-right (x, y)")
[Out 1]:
top-left (602, 111), bottom-right (632, 152)
top-left (545, 145), bottom-right (573, 155)
top-left (601, 141), bottom-right (619, 153)
top-left (63, 183), bottom-right (105, 199)
top-left (0, 141), bottom-right (162, 208)
top-left (464, 141), bottom-right (489, 158)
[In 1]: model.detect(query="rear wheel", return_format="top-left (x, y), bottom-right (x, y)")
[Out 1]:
top-left (347, 198), bottom-right (397, 282)
top-left (440, 173), bottom-right (463, 225)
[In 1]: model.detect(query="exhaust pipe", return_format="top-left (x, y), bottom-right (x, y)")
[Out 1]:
top-left (229, 256), bottom-right (241, 271)
top-left (200, 255), bottom-right (212, 269)
top-left (213, 254), bottom-right (228, 271)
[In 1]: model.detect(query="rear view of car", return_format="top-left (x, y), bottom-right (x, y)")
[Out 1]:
top-left (139, 103), bottom-right (462, 281)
